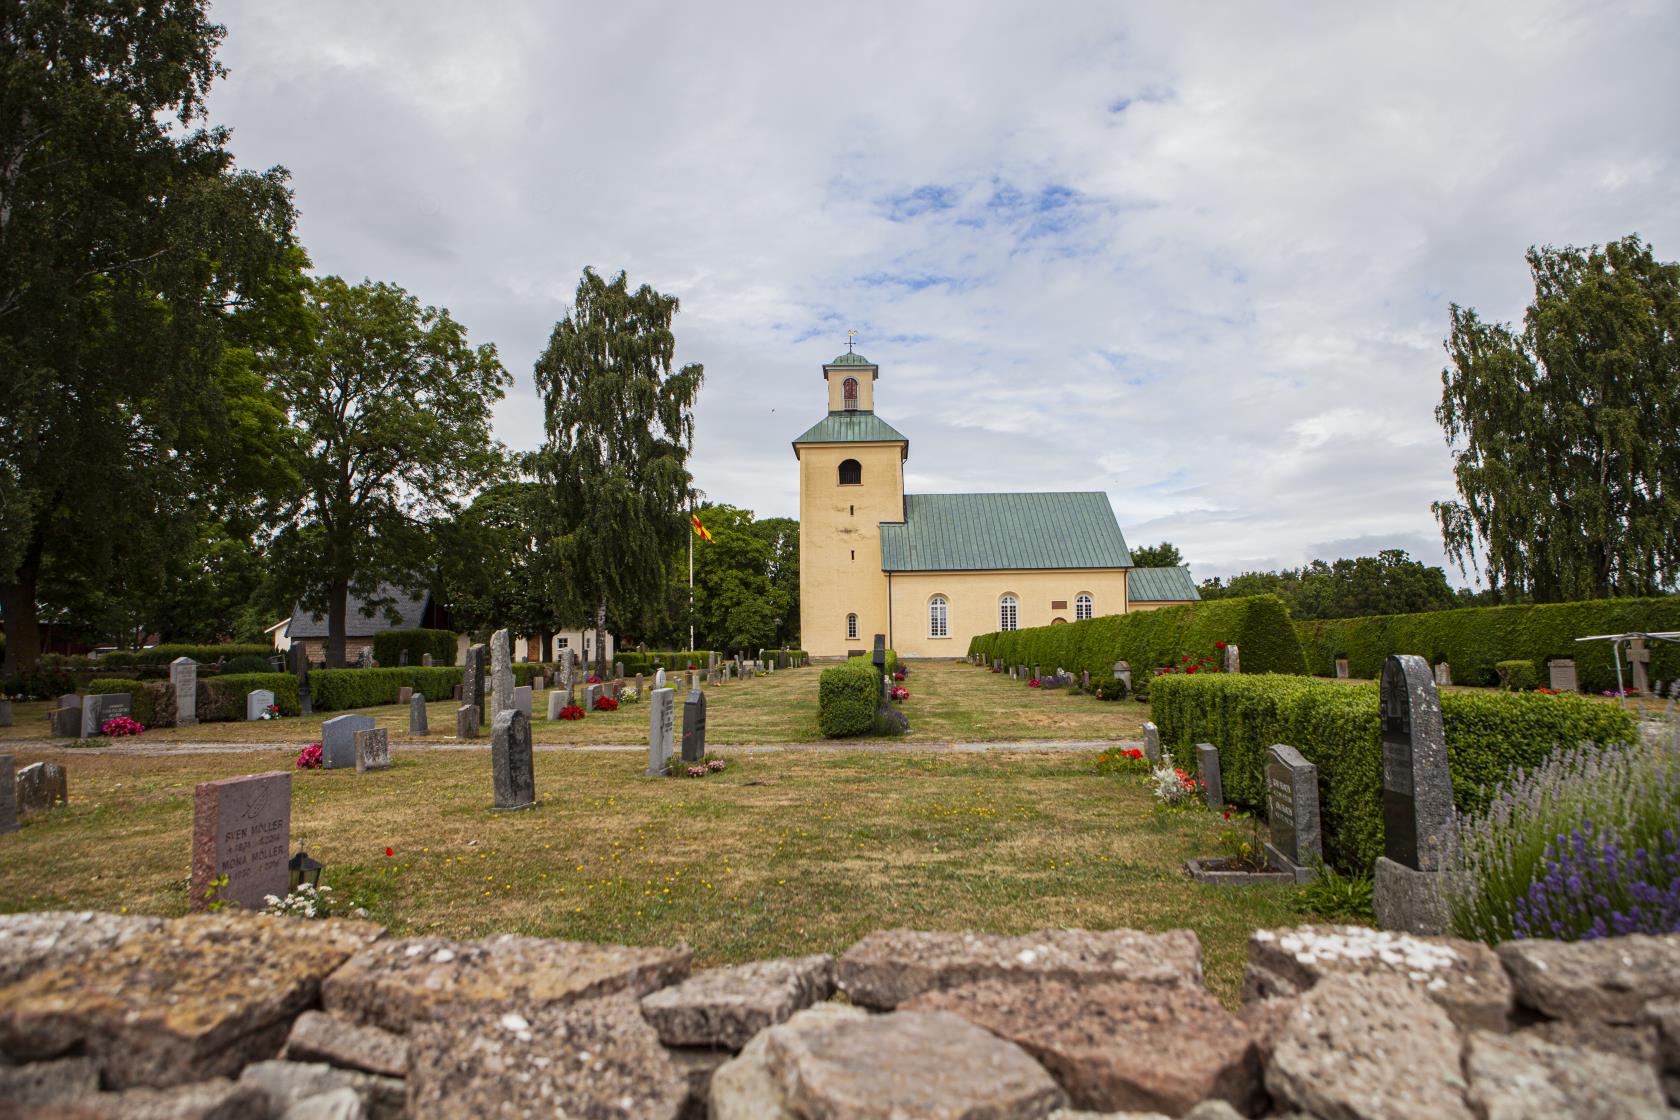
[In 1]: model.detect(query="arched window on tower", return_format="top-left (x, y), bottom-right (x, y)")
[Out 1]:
top-left (842, 377), bottom-right (859, 410)
top-left (846, 613), bottom-right (859, 640)
top-left (838, 458), bottom-right (862, 485)
top-left (1075, 593), bottom-right (1093, 621)
top-left (928, 595), bottom-right (949, 639)
top-left (999, 595), bottom-right (1018, 632)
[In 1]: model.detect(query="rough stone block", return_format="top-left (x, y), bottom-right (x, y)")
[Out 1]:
top-left (283, 1010), bottom-right (409, 1078)
top-left (238, 1059), bottom-right (404, 1120)
top-left (61, 1076), bottom-right (271, 1119)
top-left (905, 977), bottom-right (1261, 1115)
top-left (1497, 934), bottom-right (1680, 1024)
top-left (322, 933), bottom-right (690, 1035)
top-left (407, 995), bottom-right (687, 1120)
top-left (1466, 1028), bottom-right (1666, 1119)
top-left (0, 913), bottom-right (385, 1089)
top-left (0, 910), bottom-right (167, 987)
top-left (709, 1003), bottom-right (867, 1119)
top-left (640, 953), bottom-right (834, 1050)
top-left (1266, 973), bottom-right (1474, 1120)
top-left (0, 1055), bottom-right (101, 1109)
top-left (836, 927), bottom-right (1204, 1009)
top-left (1242, 924), bottom-right (1511, 1032)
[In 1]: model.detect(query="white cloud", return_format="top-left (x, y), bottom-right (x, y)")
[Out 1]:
top-left (208, 0), bottom-right (1680, 581)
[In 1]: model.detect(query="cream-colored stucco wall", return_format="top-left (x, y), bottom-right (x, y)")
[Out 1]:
top-left (1127, 600), bottom-right (1192, 613)
top-left (824, 367), bottom-right (877, 412)
top-left (885, 568), bottom-right (1130, 658)
top-left (797, 439), bottom-right (903, 657)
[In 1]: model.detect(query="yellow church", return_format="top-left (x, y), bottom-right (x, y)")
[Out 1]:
top-left (794, 348), bottom-right (1198, 659)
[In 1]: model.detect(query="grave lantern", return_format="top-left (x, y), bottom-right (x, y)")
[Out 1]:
top-left (288, 848), bottom-right (324, 892)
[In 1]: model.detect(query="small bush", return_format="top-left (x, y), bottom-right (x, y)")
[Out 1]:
top-left (820, 656), bottom-right (891, 738)
top-left (1295, 865), bottom-right (1376, 923)
top-left (3, 667), bottom-right (75, 700)
top-left (372, 628), bottom-right (456, 667)
top-left (1091, 677), bottom-right (1130, 702)
top-left (1495, 659), bottom-right (1538, 692)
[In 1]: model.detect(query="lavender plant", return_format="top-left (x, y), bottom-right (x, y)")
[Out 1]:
top-left (1444, 729), bottom-right (1680, 943)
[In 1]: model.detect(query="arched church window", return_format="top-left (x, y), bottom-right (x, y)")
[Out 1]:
top-left (929, 596), bottom-right (949, 638)
top-left (846, 613), bottom-right (859, 640)
top-left (1075, 593), bottom-right (1093, 621)
top-left (999, 595), bottom-right (1018, 632)
top-left (838, 459), bottom-right (862, 485)
top-left (842, 377), bottom-right (859, 410)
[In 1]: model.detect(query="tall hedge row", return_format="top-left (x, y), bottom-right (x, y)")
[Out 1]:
top-left (1150, 674), bottom-right (1639, 870)
top-left (818, 651), bottom-right (897, 738)
top-left (1295, 596), bottom-right (1680, 691)
top-left (967, 595), bottom-right (1306, 699)
top-left (205, 674), bottom-right (301, 719)
top-left (306, 667), bottom-right (464, 711)
top-left (372, 629), bottom-right (457, 667)
top-left (98, 644), bottom-right (273, 668)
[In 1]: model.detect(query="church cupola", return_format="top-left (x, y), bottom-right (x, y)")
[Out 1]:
top-left (823, 334), bottom-right (878, 412)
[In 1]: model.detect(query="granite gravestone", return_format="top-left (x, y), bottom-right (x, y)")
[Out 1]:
top-left (245, 689), bottom-right (276, 721)
top-left (583, 684), bottom-right (601, 711)
top-left (512, 685), bottom-right (533, 720)
top-left (615, 660), bottom-right (624, 680)
top-left (1374, 653), bottom-right (1455, 934)
top-left (0, 756), bottom-right (16, 834)
top-left (456, 705), bottom-right (480, 739)
top-left (293, 646), bottom-right (314, 717)
top-left (1547, 658), bottom-right (1578, 692)
top-left (654, 668), bottom-right (666, 690)
top-left (422, 653), bottom-right (433, 667)
top-left (1141, 721), bottom-right (1162, 765)
top-left (48, 706), bottom-right (80, 738)
top-left (15, 762), bottom-right (67, 814)
top-left (81, 693), bottom-right (132, 738)
top-left (169, 657), bottom-right (198, 726)
top-left (1432, 661), bottom-right (1451, 687)
top-left (1629, 638), bottom-right (1652, 695)
top-left (190, 771), bottom-right (291, 912)
top-left (681, 688), bottom-right (708, 763)
top-left (1222, 644), bottom-right (1240, 675)
top-left (546, 691), bottom-right (567, 720)
top-left (410, 693), bottom-right (429, 736)
top-left (58, 693), bottom-right (82, 713)
top-left (1335, 659), bottom-right (1350, 679)
top-left (358, 646), bottom-right (374, 670)
top-left (532, 674), bottom-right (545, 692)
top-left (1195, 743), bottom-right (1223, 808)
top-left (635, 674), bottom-right (645, 699)
top-left (321, 714), bottom-right (376, 769)
top-left (490, 709), bottom-right (536, 811)
top-left (490, 629), bottom-right (515, 724)
top-left (464, 643), bottom-right (487, 728)
top-left (354, 727), bottom-right (391, 773)
top-left (398, 686), bottom-right (413, 705)
top-left (1263, 744), bottom-right (1321, 883)
top-left (646, 687), bottom-right (676, 776)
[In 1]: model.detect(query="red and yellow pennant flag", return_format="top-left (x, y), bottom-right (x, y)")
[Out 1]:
top-left (691, 514), bottom-right (713, 542)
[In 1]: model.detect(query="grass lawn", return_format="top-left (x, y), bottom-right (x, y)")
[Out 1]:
top-left (1, 660), bottom-right (1152, 746)
top-left (0, 744), bottom-right (1300, 1005)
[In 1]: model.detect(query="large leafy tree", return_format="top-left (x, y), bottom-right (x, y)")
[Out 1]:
top-left (1199, 550), bottom-right (1461, 620)
top-left (1129, 541), bottom-right (1185, 568)
top-left (1433, 235), bottom-right (1680, 601)
top-left (690, 506), bottom-right (780, 652)
top-left (435, 479), bottom-right (581, 651)
top-left (533, 269), bottom-right (703, 674)
top-left (0, 1), bottom-right (302, 675)
top-left (267, 276), bottom-right (509, 667)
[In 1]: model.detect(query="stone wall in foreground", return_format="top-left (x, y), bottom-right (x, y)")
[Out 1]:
top-left (0, 911), bottom-right (1676, 1119)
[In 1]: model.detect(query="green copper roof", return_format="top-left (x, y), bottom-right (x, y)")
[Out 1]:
top-left (792, 411), bottom-right (908, 448)
top-left (829, 352), bottom-right (873, 366)
top-left (1129, 565), bottom-right (1201, 602)
top-left (880, 493), bottom-right (1132, 572)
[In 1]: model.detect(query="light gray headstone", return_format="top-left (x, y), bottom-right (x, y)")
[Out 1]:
top-left (1546, 658), bottom-right (1577, 693)
top-left (321, 714), bottom-right (376, 769)
top-left (1264, 744), bottom-right (1321, 881)
top-left (456, 705), bottom-right (479, 739)
top-left (614, 660), bottom-right (624, 680)
top-left (490, 629), bottom-right (514, 723)
top-left (354, 727), bottom-right (391, 772)
top-left (635, 673), bottom-right (645, 698)
top-left (646, 687), bottom-right (676, 776)
top-left (421, 653), bottom-right (433, 667)
top-left (58, 693), bottom-right (82, 712)
top-left (1195, 743), bottom-right (1222, 808)
top-left (246, 689), bottom-right (276, 721)
top-left (546, 691), bottom-right (567, 720)
top-left (81, 693), bottom-right (132, 738)
top-left (583, 683), bottom-right (601, 710)
top-left (1335, 659), bottom-right (1350, 679)
top-left (490, 709), bottom-right (536, 811)
top-left (1432, 661), bottom-right (1451, 687)
top-left (512, 684), bottom-right (533, 719)
top-left (190, 771), bottom-right (289, 912)
top-left (170, 657), bottom-right (198, 726)
top-left (655, 668), bottom-right (666, 690)
top-left (1141, 721), bottom-right (1161, 765)
top-left (681, 689), bottom-right (708, 763)
top-left (1222, 643), bottom-right (1240, 674)
top-left (532, 674), bottom-right (544, 692)
top-left (410, 693), bottom-right (428, 735)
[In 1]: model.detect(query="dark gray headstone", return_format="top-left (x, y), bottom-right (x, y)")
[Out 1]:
top-left (169, 657), bottom-right (198, 726)
top-left (681, 688), bottom-right (708, 763)
top-left (190, 771), bottom-right (290, 911)
top-left (81, 693), bottom-right (132, 738)
top-left (57, 693), bottom-right (82, 712)
top-left (354, 727), bottom-right (391, 773)
top-left (293, 646), bottom-right (313, 716)
top-left (15, 762), bottom-right (67, 814)
top-left (647, 688), bottom-right (676, 776)
top-left (0, 756), bottom-right (16, 834)
top-left (872, 634), bottom-right (886, 669)
top-left (464, 643), bottom-right (487, 727)
top-left (490, 709), bottom-right (536, 811)
top-left (321, 714), bottom-right (376, 769)
top-left (456, 704), bottom-right (479, 739)
top-left (1195, 743), bottom-right (1222, 808)
top-left (399, 648), bottom-right (409, 667)
top-left (1380, 653), bottom-right (1454, 871)
top-left (1141, 721), bottom-right (1161, 765)
top-left (1264, 744), bottom-right (1321, 882)
top-left (48, 707), bottom-right (80, 738)
top-left (410, 693), bottom-right (428, 736)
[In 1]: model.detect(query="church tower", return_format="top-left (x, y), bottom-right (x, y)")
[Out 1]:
top-left (792, 346), bottom-right (907, 657)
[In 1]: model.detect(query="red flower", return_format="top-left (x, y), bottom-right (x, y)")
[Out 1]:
top-left (1223, 809), bottom-right (1232, 820)
top-left (385, 847), bottom-right (394, 857)
top-left (1215, 640), bottom-right (1228, 650)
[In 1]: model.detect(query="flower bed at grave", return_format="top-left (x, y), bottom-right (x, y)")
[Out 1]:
top-left (593, 696), bottom-right (619, 712)
top-left (296, 743), bottom-right (324, 769)
top-left (558, 705), bottom-right (585, 721)
top-left (100, 716), bottom-right (144, 738)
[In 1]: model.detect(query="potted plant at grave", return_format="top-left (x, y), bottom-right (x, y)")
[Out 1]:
top-left (1184, 807), bottom-right (1296, 886)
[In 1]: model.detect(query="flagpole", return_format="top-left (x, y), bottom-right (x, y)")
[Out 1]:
top-left (688, 503), bottom-right (695, 653)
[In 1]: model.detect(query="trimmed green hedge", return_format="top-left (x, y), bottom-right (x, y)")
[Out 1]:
top-left (819, 651), bottom-right (897, 737)
top-left (372, 628), bottom-right (456, 667)
top-left (306, 667), bottom-right (464, 711)
top-left (968, 595), bottom-right (1306, 700)
top-left (97, 644), bottom-right (272, 668)
top-left (1495, 660), bottom-right (1538, 691)
top-left (1151, 673), bottom-right (1639, 870)
top-left (1295, 596), bottom-right (1680, 691)
top-left (206, 673), bottom-right (301, 719)
top-left (87, 678), bottom-right (156, 727)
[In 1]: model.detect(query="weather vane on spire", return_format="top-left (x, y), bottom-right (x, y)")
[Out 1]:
top-left (846, 328), bottom-right (858, 353)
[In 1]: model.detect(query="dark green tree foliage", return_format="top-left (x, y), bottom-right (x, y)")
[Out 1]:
top-left (1129, 541), bottom-right (1184, 568)
top-left (267, 277), bottom-right (508, 667)
top-left (436, 480), bottom-right (578, 645)
top-left (533, 269), bottom-right (703, 674)
top-left (0, 1), bottom-right (302, 674)
top-left (689, 505), bottom-right (788, 652)
top-left (1198, 551), bottom-right (1461, 620)
top-left (1433, 235), bottom-right (1680, 600)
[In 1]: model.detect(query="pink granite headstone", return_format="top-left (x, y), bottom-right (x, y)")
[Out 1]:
top-left (190, 772), bottom-right (291, 912)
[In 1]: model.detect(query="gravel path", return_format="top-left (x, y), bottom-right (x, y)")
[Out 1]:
top-left (0, 737), bottom-right (1137, 757)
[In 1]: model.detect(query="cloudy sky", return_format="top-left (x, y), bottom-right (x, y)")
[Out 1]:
top-left (207, 1), bottom-right (1679, 583)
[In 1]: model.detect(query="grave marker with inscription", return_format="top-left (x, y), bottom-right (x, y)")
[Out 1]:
top-left (1374, 653), bottom-right (1455, 934)
top-left (245, 689), bottom-right (275, 721)
top-left (410, 693), bottom-right (429, 736)
top-left (681, 689), bottom-right (708, 763)
top-left (490, 709), bottom-right (536, 811)
top-left (354, 728), bottom-right (391, 772)
top-left (321, 714), bottom-right (376, 769)
top-left (1195, 743), bottom-right (1223, 808)
top-left (647, 688), bottom-right (676, 776)
top-left (464, 643), bottom-right (487, 728)
top-left (191, 772), bottom-right (291, 912)
top-left (512, 685), bottom-right (533, 720)
top-left (1141, 721), bottom-right (1162, 765)
top-left (1263, 744), bottom-right (1320, 883)
top-left (456, 705), bottom-right (480, 739)
top-left (170, 657), bottom-right (198, 726)
top-left (81, 693), bottom-right (132, 738)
